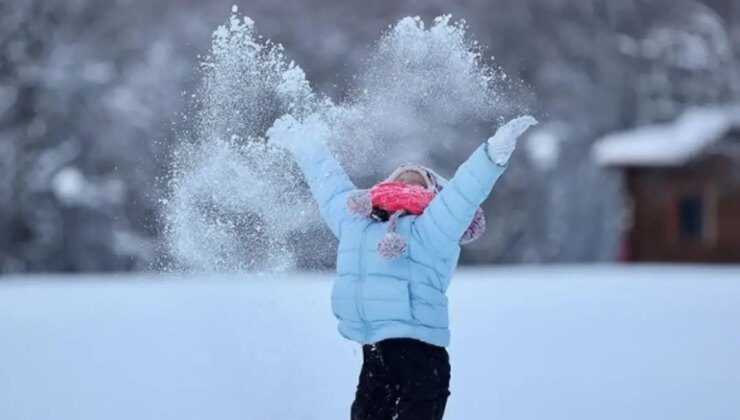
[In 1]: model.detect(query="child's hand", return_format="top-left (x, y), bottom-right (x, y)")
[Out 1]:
top-left (486, 115), bottom-right (538, 166)
top-left (266, 113), bottom-right (330, 154)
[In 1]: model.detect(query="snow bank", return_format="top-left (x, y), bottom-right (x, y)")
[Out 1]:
top-left (592, 103), bottom-right (740, 167)
top-left (1, 265), bottom-right (739, 420)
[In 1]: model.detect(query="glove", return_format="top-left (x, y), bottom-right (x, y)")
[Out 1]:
top-left (486, 115), bottom-right (538, 166)
top-left (266, 113), bottom-right (330, 155)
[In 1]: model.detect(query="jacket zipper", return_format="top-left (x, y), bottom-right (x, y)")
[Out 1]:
top-left (356, 224), bottom-right (370, 336)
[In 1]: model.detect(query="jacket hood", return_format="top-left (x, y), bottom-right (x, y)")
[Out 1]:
top-left (347, 161), bottom-right (486, 260)
top-left (384, 163), bottom-right (448, 193)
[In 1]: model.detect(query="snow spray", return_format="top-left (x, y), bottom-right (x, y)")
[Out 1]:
top-left (163, 7), bottom-right (527, 273)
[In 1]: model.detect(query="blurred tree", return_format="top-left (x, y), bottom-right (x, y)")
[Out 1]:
top-left (0, 0), bottom-right (206, 271)
top-left (0, 0), bottom-right (737, 272)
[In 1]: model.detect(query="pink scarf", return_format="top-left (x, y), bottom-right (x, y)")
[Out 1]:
top-left (370, 182), bottom-right (436, 215)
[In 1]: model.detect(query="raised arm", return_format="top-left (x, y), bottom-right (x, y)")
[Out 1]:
top-left (266, 114), bottom-right (357, 238)
top-left (411, 116), bottom-right (537, 256)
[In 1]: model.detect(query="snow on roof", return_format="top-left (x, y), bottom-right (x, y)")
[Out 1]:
top-left (592, 104), bottom-right (740, 167)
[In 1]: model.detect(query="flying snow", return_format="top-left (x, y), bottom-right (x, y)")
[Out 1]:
top-left (163, 8), bottom-right (322, 272)
top-left (163, 8), bottom-right (528, 273)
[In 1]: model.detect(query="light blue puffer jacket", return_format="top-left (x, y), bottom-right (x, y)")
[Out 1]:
top-left (291, 140), bottom-right (506, 347)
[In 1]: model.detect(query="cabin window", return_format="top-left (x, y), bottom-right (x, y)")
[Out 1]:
top-left (679, 195), bottom-right (704, 240)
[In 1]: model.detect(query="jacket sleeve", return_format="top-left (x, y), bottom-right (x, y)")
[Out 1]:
top-left (287, 139), bottom-right (358, 239)
top-left (411, 142), bottom-right (506, 256)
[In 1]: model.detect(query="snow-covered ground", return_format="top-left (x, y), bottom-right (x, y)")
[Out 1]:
top-left (1, 265), bottom-right (739, 420)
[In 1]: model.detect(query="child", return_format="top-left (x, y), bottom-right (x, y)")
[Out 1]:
top-left (267, 114), bottom-right (536, 419)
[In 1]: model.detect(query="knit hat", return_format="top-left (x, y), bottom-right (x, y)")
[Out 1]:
top-left (347, 163), bottom-right (486, 259)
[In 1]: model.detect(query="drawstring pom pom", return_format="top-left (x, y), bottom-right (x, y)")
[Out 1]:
top-left (378, 232), bottom-right (407, 259)
top-left (377, 210), bottom-right (406, 259)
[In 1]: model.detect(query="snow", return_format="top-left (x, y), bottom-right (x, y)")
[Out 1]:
top-left (51, 166), bottom-right (126, 207)
top-left (52, 167), bottom-right (86, 203)
top-left (166, 11), bottom-right (525, 273)
top-left (165, 9), bottom-right (319, 272)
top-left (592, 104), bottom-right (740, 167)
top-left (525, 124), bottom-right (561, 171)
top-left (1, 265), bottom-right (739, 420)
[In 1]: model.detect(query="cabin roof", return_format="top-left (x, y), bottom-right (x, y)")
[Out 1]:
top-left (592, 104), bottom-right (740, 167)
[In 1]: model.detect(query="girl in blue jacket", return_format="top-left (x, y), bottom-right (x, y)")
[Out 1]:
top-left (267, 114), bottom-right (536, 420)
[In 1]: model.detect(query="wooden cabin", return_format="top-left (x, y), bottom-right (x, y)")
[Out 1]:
top-left (593, 105), bottom-right (740, 263)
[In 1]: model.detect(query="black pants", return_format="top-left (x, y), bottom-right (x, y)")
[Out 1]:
top-left (351, 338), bottom-right (450, 420)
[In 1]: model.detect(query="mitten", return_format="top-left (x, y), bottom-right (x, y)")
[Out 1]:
top-left (266, 113), bottom-right (330, 155)
top-left (486, 115), bottom-right (538, 166)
